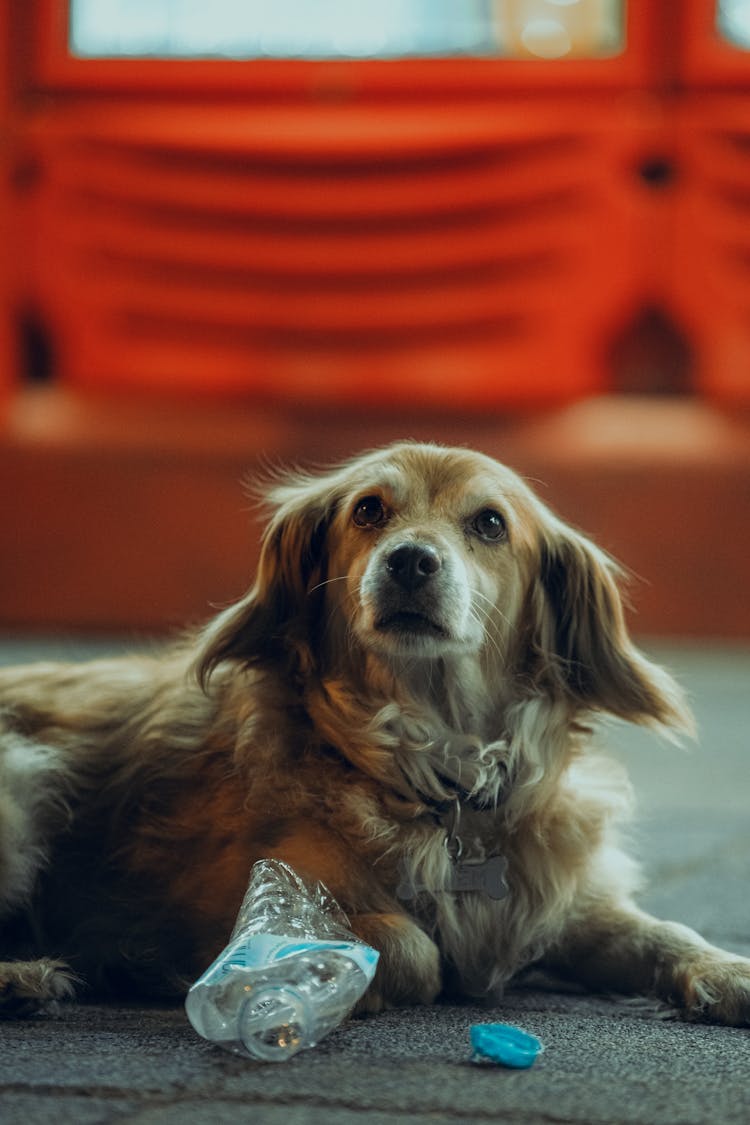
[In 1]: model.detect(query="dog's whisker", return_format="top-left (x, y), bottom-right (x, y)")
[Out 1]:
top-left (475, 612), bottom-right (507, 656)
top-left (470, 587), bottom-right (515, 634)
top-left (308, 575), bottom-right (350, 596)
top-left (466, 595), bottom-right (510, 663)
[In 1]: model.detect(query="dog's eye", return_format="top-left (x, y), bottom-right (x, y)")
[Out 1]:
top-left (353, 495), bottom-right (387, 528)
top-left (472, 509), bottom-right (507, 542)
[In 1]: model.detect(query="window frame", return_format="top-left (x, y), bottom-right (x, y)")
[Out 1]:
top-left (35, 0), bottom-right (653, 94)
top-left (680, 0), bottom-right (750, 85)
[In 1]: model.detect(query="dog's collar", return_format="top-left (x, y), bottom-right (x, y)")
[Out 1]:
top-left (409, 755), bottom-right (510, 817)
top-left (423, 772), bottom-right (493, 814)
top-left (440, 797), bottom-right (473, 861)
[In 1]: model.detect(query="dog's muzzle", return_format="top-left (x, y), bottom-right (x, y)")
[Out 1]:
top-left (374, 542), bottom-right (448, 638)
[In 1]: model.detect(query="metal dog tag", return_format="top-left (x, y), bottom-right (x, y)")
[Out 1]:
top-left (397, 854), bottom-right (509, 901)
top-left (449, 854), bottom-right (509, 899)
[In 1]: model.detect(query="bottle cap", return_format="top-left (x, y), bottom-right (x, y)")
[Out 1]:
top-left (470, 1023), bottom-right (544, 1068)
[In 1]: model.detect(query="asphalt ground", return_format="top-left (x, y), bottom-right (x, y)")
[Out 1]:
top-left (0, 637), bottom-right (748, 1125)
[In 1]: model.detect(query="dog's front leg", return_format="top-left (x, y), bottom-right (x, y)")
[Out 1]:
top-left (269, 831), bottom-right (442, 1013)
top-left (348, 912), bottom-right (441, 1014)
top-left (546, 902), bottom-right (750, 1026)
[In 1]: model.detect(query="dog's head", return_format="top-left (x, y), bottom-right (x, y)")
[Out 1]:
top-left (197, 442), bottom-right (691, 735)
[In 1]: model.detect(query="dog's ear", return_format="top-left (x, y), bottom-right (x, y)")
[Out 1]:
top-left (195, 471), bottom-right (334, 686)
top-left (525, 521), bottom-right (694, 736)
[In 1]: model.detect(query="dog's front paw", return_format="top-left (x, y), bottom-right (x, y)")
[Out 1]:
top-left (679, 954), bottom-right (750, 1026)
top-left (0, 958), bottom-right (78, 1018)
top-left (349, 912), bottom-right (441, 1015)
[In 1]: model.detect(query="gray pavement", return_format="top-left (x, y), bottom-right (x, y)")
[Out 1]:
top-left (0, 637), bottom-right (748, 1125)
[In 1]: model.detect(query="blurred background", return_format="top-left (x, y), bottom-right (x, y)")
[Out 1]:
top-left (1, 0), bottom-right (749, 641)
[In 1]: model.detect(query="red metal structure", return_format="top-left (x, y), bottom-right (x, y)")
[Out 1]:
top-left (10, 1), bottom-right (745, 407)
top-left (1, 1), bottom-right (749, 637)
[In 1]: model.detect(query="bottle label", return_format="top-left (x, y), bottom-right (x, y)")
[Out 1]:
top-left (195, 934), bottom-right (379, 989)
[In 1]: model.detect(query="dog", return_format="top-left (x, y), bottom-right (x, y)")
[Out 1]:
top-left (1, 440), bottom-right (749, 1024)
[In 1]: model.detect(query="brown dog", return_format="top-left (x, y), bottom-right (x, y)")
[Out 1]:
top-left (1, 441), bottom-right (748, 1022)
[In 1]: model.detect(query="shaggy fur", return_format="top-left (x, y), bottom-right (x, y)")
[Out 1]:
top-left (1, 441), bottom-right (749, 1023)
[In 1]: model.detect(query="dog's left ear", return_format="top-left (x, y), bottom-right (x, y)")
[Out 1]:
top-left (195, 471), bottom-right (334, 686)
top-left (527, 522), bottom-right (694, 736)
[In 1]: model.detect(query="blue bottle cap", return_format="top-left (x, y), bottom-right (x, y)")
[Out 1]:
top-left (470, 1023), bottom-right (543, 1068)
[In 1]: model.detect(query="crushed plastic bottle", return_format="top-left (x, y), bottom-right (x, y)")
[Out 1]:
top-left (185, 859), bottom-right (379, 1062)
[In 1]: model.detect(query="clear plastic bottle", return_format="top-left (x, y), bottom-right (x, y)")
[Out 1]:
top-left (185, 859), bottom-right (379, 1062)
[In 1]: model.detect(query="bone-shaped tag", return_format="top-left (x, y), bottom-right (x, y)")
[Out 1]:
top-left (397, 854), bottom-right (509, 901)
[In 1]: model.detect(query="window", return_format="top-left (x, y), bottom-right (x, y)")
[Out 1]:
top-left (717, 0), bottom-right (750, 49)
top-left (69, 0), bottom-right (624, 62)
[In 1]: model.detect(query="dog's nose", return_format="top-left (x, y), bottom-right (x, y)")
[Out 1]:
top-left (386, 543), bottom-right (441, 591)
